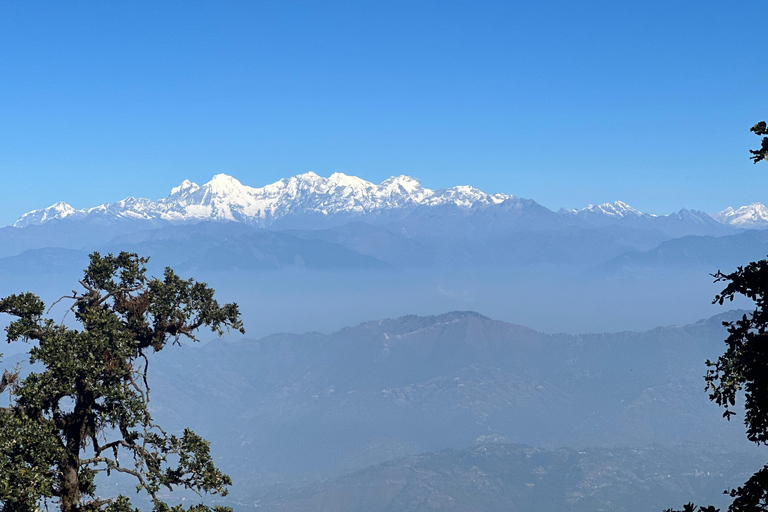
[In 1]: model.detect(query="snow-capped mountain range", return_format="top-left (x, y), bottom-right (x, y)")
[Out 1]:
top-left (11, 172), bottom-right (768, 229)
top-left (560, 200), bottom-right (645, 219)
top-left (714, 203), bottom-right (768, 229)
top-left (13, 173), bottom-right (511, 228)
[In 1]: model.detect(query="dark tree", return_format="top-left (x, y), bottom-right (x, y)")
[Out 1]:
top-left (0, 252), bottom-right (244, 512)
top-left (750, 121), bottom-right (768, 164)
top-left (703, 260), bottom-right (768, 512)
top-left (663, 504), bottom-right (720, 512)
top-left (666, 122), bottom-right (768, 512)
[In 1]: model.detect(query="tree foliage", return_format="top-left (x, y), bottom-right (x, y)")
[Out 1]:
top-left (750, 121), bottom-right (768, 164)
top-left (701, 259), bottom-right (768, 512)
top-left (666, 122), bottom-right (768, 512)
top-left (0, 252), bottom-right (244, 512)
top-left (663, 504), bottom-right (720, 512)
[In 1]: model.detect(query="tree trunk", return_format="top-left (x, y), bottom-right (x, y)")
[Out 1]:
top-left (59, 459), bottom-right (80, 512)
top-left (60, 378), bottom-right (94, 512)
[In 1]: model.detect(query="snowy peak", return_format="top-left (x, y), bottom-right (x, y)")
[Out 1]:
top-left (667, 208), bottom-right (720, 226)
top-left (560, 200), bottom-right (646, 220)
top-left (169, 179), bottom-right (200, 198)
top-left (556, 201), bottom-right (737, 237)
top-left (715, 203), bottom-right (768, 228)
top-left (426, 185), bottom-right (506, 207)
top-left (199, 174), bottom-right (256, 201)
top-left (208, 173), bottom-right (244, 187)
top-left (13, 201), bottom-right (81, 228)
top-left (381, 175), bottom-right (423, 192)
top-left (582, 201), bottom-right (644, 218)
top-left (328, 172), bottom-right (373, 189)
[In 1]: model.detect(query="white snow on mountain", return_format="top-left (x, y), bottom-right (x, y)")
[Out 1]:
top-left (13, 201), bottom-right (83, 227)
top-left (715, 203), bottom-right (768, 229)
top-left (560, 202), bottom-right (735, 229)
top-left (12, 172), bottom-right (767, 231)
top-left (424, 185), bottom-right (508, 207)
top-left (12, 173), bottom-right (515, 228)
top-left (580, 200), bottom-right (647, 218)
top-left (559, 201), bottom-right (649, 219)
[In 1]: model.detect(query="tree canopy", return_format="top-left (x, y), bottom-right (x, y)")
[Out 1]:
top-left (750, 121), bottom-right (768, 164)
top-left (0, 252), bottom-right (244, 512)
top-left (666, 122), bottom-right (768, 512)
top-left (698, 258), bottom-right (768, 512)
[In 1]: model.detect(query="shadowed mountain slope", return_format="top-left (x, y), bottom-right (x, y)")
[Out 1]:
top-left (252, 443), bottom-right (762, 512)
top-left (141, 310), bottom-right (750, 496)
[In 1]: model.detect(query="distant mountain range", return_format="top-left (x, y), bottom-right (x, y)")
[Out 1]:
top-left (13, 173), bottom-right (509, 228)
top-left (145, 311), bottom-right (748, 483)
top-left (2, 172), bottom-right (768, 337)
top-left (126, 310), bottom-right (754, 508)
top-left (3, 172), bottom-right (765, 274)
top-left (62, 309), bottom-right (757, 510)
top-left (11, 172), bottom-right (768, 230)
top-left (252, 443), bottom-right (761, 512)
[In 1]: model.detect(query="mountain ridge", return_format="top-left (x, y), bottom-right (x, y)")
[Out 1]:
top-left (137, 308), bottom-right (752, 500)
top-left (12, 172), bottom-right (511, 228)
top-left (11, 172), bottom-right (766, 230)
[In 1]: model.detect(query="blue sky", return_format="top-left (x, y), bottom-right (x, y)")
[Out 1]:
top-left (1, 1), bottom-right (766, 226)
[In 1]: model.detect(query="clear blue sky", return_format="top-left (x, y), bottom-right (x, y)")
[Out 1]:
top-left (1, 1), bottom-right (766, 226)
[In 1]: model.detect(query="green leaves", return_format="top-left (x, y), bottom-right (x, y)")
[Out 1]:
top-left (663, 505), bottom-right (720, 512)
top-left (666, 122), bottom-right (768, 511)
top-left (144, 267), bottom-right (244, 350)
top-left (691, 253), bottom-right (768, 511)
top-left (0, 293), bottom-right (46, 343)
top-left (0, 252), bottom-right (243, 512)
top-left (140, 429), bottom-right (232, 497)
top-left (750, 121), bottom-right (768, 164)
top-left (709, 260), bottom-right (768, 445)
top-left (81, 252), bottom-right (149, 294)
top-left (0, 408), bottom-right (62, 511)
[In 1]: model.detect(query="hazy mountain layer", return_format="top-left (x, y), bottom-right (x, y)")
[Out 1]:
top-left (135, 310), bottom-right (752, 499)
top-left (603, 229), bottom-right (768, 272)
top-left (1, 214), bottom-right (763, 338)
top-left (251, 443), bottom-right (762, 512)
